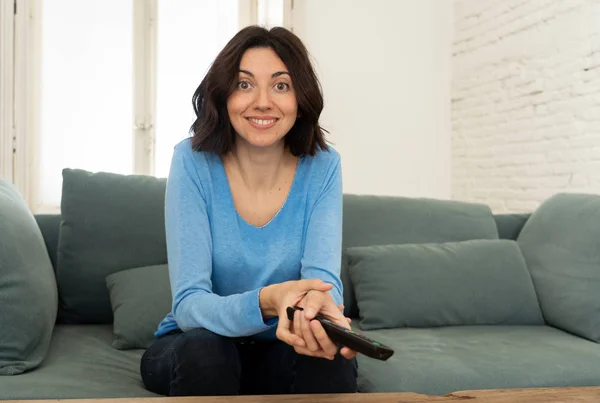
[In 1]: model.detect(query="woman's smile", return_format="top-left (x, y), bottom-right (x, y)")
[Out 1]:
top-left (246, 116), bottom-right (279, 129)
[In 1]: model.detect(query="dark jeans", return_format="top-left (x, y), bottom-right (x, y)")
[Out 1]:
top-left (140, 328), bottom-right (358, 396)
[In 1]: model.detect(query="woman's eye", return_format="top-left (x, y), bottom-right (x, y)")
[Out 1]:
top-left (275, 82), bottom-right (289, 91)
top-left (238, 81), bottom-right (251, 90)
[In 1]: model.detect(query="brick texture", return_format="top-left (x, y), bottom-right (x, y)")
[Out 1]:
top-left (452, 0), bottom-right (600, 213)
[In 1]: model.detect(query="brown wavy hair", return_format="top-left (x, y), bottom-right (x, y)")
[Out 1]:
top-left (190, 25), bottom-right (328, 157)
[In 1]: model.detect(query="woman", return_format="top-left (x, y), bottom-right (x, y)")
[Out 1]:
top-left (140, 25), bottom-right (357, 396)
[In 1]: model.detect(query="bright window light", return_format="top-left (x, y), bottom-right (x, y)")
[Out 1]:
top-left (39, 0), bottom-right (134, 207)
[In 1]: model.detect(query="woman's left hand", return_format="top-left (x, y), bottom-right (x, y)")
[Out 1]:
top-left (292, 290), bottom-right (358, 360)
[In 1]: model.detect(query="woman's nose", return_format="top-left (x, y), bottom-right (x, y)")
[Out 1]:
top-left (254, 87), bottom-right (272, 110)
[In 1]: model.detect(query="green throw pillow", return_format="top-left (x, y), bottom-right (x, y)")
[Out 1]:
top-left (57, 169), bottom-right (168, 324)
top-left (346, 240), bottom-right (544, 330)
top-left (341, 194), bottom-right (499, 318)
top-left (0, 180), bottom-right (58, 374)
top-left (106, 264), bottom-right (172, 350)
top-left (517, 193), bottom-right (600, 342)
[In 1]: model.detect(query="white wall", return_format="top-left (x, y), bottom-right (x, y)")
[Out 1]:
top-left (291, 0), bottom-right (453, 199)
top-left (453, 0), bottom-right (600, 213)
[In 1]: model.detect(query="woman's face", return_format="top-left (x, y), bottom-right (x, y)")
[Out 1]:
top-left (227, 47), bottom-right (298, 150)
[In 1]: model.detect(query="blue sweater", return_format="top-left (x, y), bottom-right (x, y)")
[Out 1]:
top-left (155, 138), bottom-right (344, 340)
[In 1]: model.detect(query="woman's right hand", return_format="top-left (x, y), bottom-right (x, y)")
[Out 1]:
top-left (259, 279), bottom-right (333, 350)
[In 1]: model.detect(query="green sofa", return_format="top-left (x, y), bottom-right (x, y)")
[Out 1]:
top-left (1, 170), bottom-right (600, 399)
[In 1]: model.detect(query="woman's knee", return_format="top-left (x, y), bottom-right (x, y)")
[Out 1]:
top-left (141, 328), bottom-right (241, 396)
top-left (169, 328), bottom-right (241, 396)
top-left (174, 329), bottom-right (236, 359)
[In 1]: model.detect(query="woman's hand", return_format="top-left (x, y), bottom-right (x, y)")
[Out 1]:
top-left (293, 291), bottom-right (358, 360)
top-left (259, 279), bottom-right (333, 349)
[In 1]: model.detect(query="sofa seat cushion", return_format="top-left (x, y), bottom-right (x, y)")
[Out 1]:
top-left (0, 325), bottom-right (157, 399)
top-left (352, 323), bottom-right (600, 396)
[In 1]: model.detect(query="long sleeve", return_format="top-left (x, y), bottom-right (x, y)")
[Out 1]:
top-left (300, 153), bottom-right (344, 306)
top-left (165, 145), bottom-right (273, 337)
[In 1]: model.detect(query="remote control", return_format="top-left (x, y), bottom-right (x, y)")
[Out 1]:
top-left (286, 306), bottom-right (394, 361)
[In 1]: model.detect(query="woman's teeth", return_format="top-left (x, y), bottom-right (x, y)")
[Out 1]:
top-left (248, 118), bottom-right (277, 126)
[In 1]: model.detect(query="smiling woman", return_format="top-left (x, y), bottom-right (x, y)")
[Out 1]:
top-left (227, 48), bottom-right (299, 150)
top-left (190, 26), bottom-right (327, 157)
top-left (140, 26), bottom-right (358, 397)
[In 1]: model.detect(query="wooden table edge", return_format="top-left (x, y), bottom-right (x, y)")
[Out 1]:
top-left (2, 387), bottom-right (600, 403)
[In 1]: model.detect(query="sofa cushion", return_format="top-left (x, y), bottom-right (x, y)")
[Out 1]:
top-left (0, 325), bottom-right (156, 399)
top-left (0, 180), bottom-right (58, 375)
top-left (106, 264), bottom-right (172, 350)
top-left (346, 240), bottom-right (544, 330)
top-left (352, 323), bottom-right (600, 395)
top-left (517, 193), bottom-right (600, 343)
top-left (341, 195), bottom-right (499, 318)
top-left (56, 169), bottom-right (168, 324)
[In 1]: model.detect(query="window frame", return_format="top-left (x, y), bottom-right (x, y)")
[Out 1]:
top-left (0, 0), bottom-right (16, 186)
top-left (133, 0), bottom-right (157, 177)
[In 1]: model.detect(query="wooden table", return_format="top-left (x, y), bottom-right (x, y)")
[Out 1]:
top-left (3, 387), bottom-right (600, 403)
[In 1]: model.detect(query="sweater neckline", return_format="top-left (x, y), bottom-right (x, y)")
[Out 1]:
top-left (216, 154), bottom-right (303, 230)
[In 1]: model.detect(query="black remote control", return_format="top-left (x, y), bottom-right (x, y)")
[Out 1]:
top-left (286, 306), bottom-right (394, 361)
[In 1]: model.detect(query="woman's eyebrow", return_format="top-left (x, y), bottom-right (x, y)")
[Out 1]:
top-left (239, 69), bottom-right (290, 78)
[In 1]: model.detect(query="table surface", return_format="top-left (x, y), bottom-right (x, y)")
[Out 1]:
top-left (3, 387), bottom-right (600, 403)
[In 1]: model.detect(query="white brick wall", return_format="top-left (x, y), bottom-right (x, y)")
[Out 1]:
top-left (452, 0), bottom-right (600, 213)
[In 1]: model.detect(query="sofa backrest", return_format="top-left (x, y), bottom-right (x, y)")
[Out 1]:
top-left (34, 214), bottom-right (61, 275)
top-left (340, 194), bottom-right (501, 317)
top-left (493, 213), bottom-right (531, 241)
top-left (34, 197), bottom-right (528, 322)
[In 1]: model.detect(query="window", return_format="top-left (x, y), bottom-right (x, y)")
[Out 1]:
top-left (154, 0), bottom-right (239, 179)
top-left (39, 0), bottom-right (134, 206)
top-left (258, 0), bottom-right (284, 28)
top-left (3, 0), bottom-right (289, 213)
